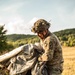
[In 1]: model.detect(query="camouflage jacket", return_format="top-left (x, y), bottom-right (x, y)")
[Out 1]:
top-left (39, 31), bottom-right (64, 66)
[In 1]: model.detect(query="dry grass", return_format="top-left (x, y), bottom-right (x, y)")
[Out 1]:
top-left (62, 47), bottom-right (75, 75)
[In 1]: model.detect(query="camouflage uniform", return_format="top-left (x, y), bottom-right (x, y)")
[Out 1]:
top-left (40, 32), bottom-right (64, 75)
top-left (31, 19), bottom-right (64, 75)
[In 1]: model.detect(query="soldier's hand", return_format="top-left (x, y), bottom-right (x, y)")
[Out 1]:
top-left (38, 54), bottom-right (48, 61)
top-left (38, 57), bottom-right (42, 61)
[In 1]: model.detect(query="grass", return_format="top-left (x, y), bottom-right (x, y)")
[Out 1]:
top-left (62, 47), bottom-right (75, 75)
top-left (0, 47), bottom-right (75, 75)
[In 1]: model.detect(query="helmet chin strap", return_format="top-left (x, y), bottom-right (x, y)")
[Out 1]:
top-left (43, 29), bottom-right (49, 39)
top-left (39, 29), bottom-right (48, 40)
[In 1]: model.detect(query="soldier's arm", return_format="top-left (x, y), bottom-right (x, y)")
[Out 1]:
top-left (38, 39), bottom-right (55, 61)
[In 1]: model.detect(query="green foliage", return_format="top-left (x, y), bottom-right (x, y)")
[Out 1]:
top-left (6, 34), bottom-right (38, 42)
top-left (0, 25), bottom-right (7, 50)
top-left (54, 28), bottom-right (75, 36)
top-left (54, 28), bottom-right (75, 47)
top-left (6, 34), bottom-right (39, 48)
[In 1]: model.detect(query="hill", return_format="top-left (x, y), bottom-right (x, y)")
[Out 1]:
top-left (54, 28), bottom-right (75, 37)
top-left (6, 28), bottom-right (75, 47)
top-left (54, 28), bottom-right (75, 46)
top-left (6, 34), bottom-right (37, 41)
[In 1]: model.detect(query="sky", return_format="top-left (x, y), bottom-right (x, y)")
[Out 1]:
top-left (0, 0), bottom-right (75, 34)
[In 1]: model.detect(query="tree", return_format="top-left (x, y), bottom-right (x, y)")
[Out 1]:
top-left (0, 25), bottom-right (7, 50)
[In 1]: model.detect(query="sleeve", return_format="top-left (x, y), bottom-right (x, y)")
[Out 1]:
top-left (38, 38), bottom-right (55, 61)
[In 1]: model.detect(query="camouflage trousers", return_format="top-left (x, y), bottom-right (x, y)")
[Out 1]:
top-left (48, 70), bottom-right (62, 75)
top-left (47, 63), bottom-right (63, 75)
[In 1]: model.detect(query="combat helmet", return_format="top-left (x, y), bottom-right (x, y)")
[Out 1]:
top-left (31, 19), bottom-right (51, 33)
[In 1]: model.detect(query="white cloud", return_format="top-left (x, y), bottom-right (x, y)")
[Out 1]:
top-left (4, 17), bottom-right (39, 34)
top-left (4, 17), bottom-right (24, 34)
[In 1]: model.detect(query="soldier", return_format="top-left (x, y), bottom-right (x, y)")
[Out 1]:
top-left (31, 19), bottom-right (64, 75)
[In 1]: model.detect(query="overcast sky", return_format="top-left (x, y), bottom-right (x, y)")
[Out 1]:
top-left (0, 0), bottom-right (75, 34)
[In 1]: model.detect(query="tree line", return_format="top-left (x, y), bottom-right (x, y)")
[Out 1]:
top-left (54, 28), bottom-right (75, 46)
